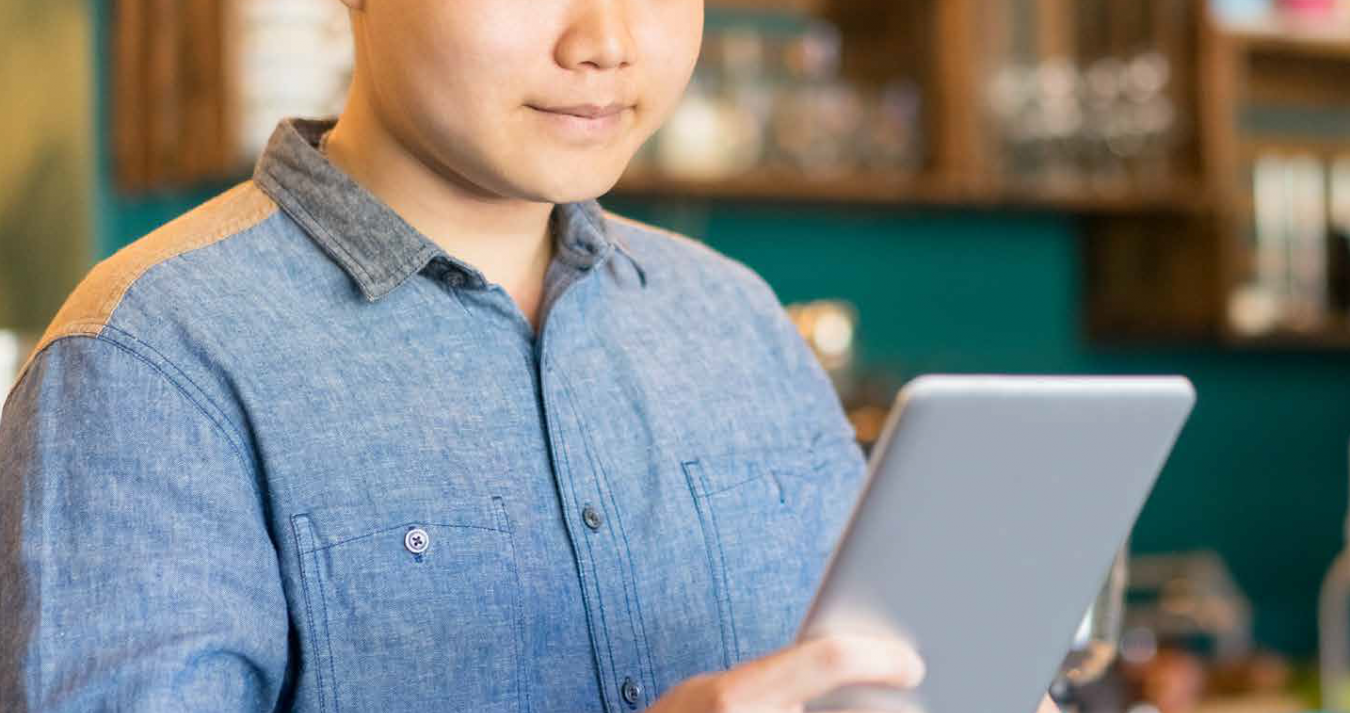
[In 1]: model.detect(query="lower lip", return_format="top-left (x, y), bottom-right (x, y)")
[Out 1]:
top-left (529, 106), bottom-right (629, 142)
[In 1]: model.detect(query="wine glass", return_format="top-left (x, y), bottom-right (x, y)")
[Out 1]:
top-left (1050, 543), bottom-right (1130, 712)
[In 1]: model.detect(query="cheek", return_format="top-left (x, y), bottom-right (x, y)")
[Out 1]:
top-left (634, 5), bottom-right (703, 120)
top-left (375, 3), bottom-right (546, 111)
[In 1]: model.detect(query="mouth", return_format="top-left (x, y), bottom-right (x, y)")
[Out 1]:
top-left (528, 102), bottom-right (632, 119)
top-left (526, 102), bottom-right (634, 142)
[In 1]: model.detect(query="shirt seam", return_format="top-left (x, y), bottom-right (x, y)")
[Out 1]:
top-left (301, 521), bottom-right (509, 555)
top-left (24, 332), bottom-right (263, 503)
top-left (90, 186), bottom-right (278, 321)
top-left (98, 323), bottom-right (261, 482)
top-left (289, 519), bottom-right (331, 713)
top-left (7, 186), bottom-right (277, 394)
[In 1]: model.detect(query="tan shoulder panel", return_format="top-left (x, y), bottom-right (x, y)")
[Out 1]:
top-left (12, 180), bottom-right (277, 388)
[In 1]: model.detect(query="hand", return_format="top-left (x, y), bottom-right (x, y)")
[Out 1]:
top-left (648, 634), bottom-right (926, 713)
top-left (1037, 693), bottom-right (1063, 713)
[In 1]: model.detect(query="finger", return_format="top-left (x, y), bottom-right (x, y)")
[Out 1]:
top-left (815, 700), bottom-right (930, 713)
top-left (730, 635), bottom-right (926, 707)
top-left (826, 709), bottom-right (926, 713)
top-left (1036, 694), bottom-right (1063, 713)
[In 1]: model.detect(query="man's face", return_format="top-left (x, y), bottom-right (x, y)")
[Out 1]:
top-left (347, 0), bottom-right (703, 203)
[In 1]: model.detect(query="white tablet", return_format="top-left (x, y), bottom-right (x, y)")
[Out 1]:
top-left (798, 375), bottom-right (1196, 713)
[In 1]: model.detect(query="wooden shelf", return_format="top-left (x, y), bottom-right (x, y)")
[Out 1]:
top-left (707, 0), bottom-right (825, 13)
top-left (1222, 323), bottom-right (1350, 350)
top-left (1242, 135), bottom-right (1350, 153)
top-left (1223, 26), bottom-right (1350, 62)
top-left (612, 169), bottom-right (957, 205)
top-left (991, 181), bottom-right (1212, 216)
top-left (611, 169), bottom-right (1210, 215)
top-left (106, 0), bottom-right (1350, 348)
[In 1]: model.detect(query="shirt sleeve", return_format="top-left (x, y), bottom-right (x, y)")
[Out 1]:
top-left (741, 269), bottom-right (870, 555)
top-left (775, 306), bottom-right (869, 498)
top-left (732, 264), bottom-right (869, 493)
top-left (0, 335), bottom-right (289, 711)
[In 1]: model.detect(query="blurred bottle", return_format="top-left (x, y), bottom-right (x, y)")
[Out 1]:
top-left (1051, 544), bottom-right (1131, 713)
top-left (656, 66), bottom-right (761, 181)
top-left (1330, 157), bottom-right (1350, 317)
top-left (0, 332), bottom-right (37, 423)
top-left (1121, 552), bottom-right (1253, 663)
top-left (1320, 440), bottom-right (1350, 711)
top-left (770, 20), bottom-right (863, 178)
top-left (1062, 545), bottom-right (1131, 686)
top-left (784, 299), bottom-right (904, 455)
top-left (232, 0), bottom-right (353, 165)
top-left (857, 80), bottom-right (924, 175)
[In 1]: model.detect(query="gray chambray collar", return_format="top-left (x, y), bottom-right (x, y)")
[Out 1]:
top-left (251, 116), bottom-right (642, 301)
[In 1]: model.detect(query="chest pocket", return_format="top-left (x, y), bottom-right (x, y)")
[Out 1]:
top-left (683, 439), bottom-right (862, 667)
top-left (290, 495), bottom-right (526, 713)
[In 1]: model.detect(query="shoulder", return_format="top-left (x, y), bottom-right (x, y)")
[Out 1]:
top-left (599, 208), bottom-right (783, 314)
top-left (598, 206), bottom-right (821, 377)
top-left (599, 208), bottom-right (858, 443)
top-left (12, 180), bottom-right (280, 388)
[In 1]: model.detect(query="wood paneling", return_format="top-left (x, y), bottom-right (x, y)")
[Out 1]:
top-left (112, 0), bottom-right (230, 192)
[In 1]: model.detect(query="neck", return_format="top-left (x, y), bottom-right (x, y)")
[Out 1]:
top-left (321, 79), bottom-right (555, 295)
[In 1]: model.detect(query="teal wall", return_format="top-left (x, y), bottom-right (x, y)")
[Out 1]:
top-left (604, 199), bottom-right (1350, 658)
top-left (89, 4), bottom-right (1350, 658)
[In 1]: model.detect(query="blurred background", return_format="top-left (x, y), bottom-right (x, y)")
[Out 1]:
top-left (4, 0), bottom-right (1350, 711)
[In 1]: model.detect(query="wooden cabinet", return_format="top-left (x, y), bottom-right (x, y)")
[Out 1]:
top-left (1091, 16), bottom-right (1350, 347)
top-left (111, 0), bottom-right (231, 192)
top-left (614, 0), bottom-right (1210, 215)
top-left (106, 0), bottom-right (1350, 347)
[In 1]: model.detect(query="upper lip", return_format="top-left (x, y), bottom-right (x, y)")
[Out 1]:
top-left (532, 102), bottom-right (630, 119)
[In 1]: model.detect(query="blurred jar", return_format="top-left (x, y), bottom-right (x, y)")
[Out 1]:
top-left (232, 0), bottom-right (353, 165)
top-left (856, 80), bottom-right (924, 174)
top-left (786, 299), bottom-right (858, 374)
top-left (719, 28), bottom-right (775, 140)
top-left (656, 69), bottom-right (763, 181)
top-left (654, 25), bottom-right (770, 181)
top-left (770, 21), bottom-right (864, 178)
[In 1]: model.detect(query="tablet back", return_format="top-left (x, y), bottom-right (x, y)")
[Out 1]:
top-left (798, 375), bottom-right (1196, 713)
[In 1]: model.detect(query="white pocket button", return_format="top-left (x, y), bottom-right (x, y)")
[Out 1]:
top-left (404, 527), bottom-right (430, 554)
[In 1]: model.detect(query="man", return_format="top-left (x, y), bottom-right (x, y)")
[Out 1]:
top-left (1, 1), bottom-right (1058, 711)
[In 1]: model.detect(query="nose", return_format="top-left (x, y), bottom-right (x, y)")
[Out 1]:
top-left (556, 0), bottom-right (634, 71)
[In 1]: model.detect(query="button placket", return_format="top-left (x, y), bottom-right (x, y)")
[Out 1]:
top-left (582, 504), bottom-right (604, 531)
top-left (539, 324), bottom-right (653, 713)
top-left (621, 676), bottom-right (643, 707)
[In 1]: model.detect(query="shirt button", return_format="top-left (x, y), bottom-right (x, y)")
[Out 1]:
top-left (582, 505), bottom-right (604, 531)
top-left (621, 676), bottom-right (642, 707)
top-left (404, 527), bottom-right (430, 554)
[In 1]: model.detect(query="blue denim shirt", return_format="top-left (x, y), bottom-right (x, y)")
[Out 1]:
top-left (0, 117), bottom-right (866, 712)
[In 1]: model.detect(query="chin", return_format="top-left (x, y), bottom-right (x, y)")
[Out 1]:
top-left (524, 165), bottom-right (627, 204)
